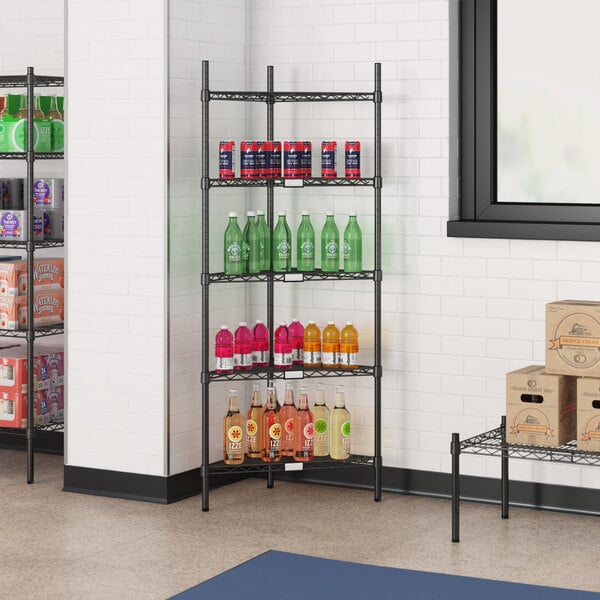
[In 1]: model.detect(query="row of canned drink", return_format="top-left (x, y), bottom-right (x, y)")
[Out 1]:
top-left (219, 140), bottom-right (360, 180)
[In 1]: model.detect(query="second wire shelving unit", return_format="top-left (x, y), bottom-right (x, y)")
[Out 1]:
top-left (200, 61), bottom-right (382, 511)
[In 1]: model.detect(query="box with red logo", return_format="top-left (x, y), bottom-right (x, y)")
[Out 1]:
top-left (0, 345), bottom-right (52, 394)
top-left (0, 291), bottom-right (64, 330)
top-left (18, 257), bottom-right (64, 295)
top-left (0, 259), bottom-right (25, 297)
top-left (0, 386), bottom-right (64, 428)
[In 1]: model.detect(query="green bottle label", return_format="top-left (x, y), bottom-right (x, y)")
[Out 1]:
top-left (228, 242), bottom-right (241, 262)
top-left (51, 119), bottom-right (64, 152)
top-left (301, 240), bottom-right (314, 258)
top-left (325, 240), bottom-right (338, 259)
top-left (343, 241), bottom-right (351, 259)
top-left (241, 240), bottom-right (249, 260)
top-left (314, 419), bottom-right (328, 434)
top-left (277, 240), bottom-right (290, 259)
top-left (341, 421), bottom-right (351, 437)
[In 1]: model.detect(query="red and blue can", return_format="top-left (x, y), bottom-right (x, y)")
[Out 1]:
top-left (300, 141), bottom-right (312, 178)
top-left (219, 141), bottom-right (235, 179)
top-left (284, 141), bottom-right (302, 179)
top-left (240, 140), bottom-right (257, 179)
top-left (256, 141), bottom-right (268, 179)
top-left (270, 141), bottom-right (282, 178)
top-left (345, 140), bottom-right (361, 179)
top-left (321, 141), bottom-right (337, 178)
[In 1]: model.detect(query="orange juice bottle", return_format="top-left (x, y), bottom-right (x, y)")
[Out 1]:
top-left (303, 320), bottom-right (321, 367)
top-left (340, 322), bottom-right (358, 369)
top-left (321, 321), bottom-right (340, 369)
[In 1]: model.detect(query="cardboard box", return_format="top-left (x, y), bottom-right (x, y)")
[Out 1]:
top-left (576, 378), bottom-right (600, 452)
top-left (0, 386), bottom-right (64, 428)
top-left (18, 257), bottom-right (64, 295)
top-left (0, 258), bottom-right (24, 297)
top-left (506, 365), bottom-right (577, 447)
top-left (33, 178), bottom-right (64, 211)
top-left (0, 116), bottom-right (51, 153)
top-left (546, 300), bottom-right (600, 377)
top-left (1, 178), bottom-right (24, 210)
top-left (0, 291), bottom-right (64, 330)
top-left (0, 209), bottom-right (44, 241)
top-left (0, 345), bottom-right (64, 394)
top-left (43, 210), bottom-right (63, 240)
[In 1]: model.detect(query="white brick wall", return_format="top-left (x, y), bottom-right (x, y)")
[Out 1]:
top-left (67, 0), bottom-right (167, 476)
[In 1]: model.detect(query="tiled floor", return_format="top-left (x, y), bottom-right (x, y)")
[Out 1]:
top-left (2, 450), bottom-right (600, 599)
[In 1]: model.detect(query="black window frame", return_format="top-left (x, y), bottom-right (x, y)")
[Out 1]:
top-left (447, 0), bottom-right (600, 241)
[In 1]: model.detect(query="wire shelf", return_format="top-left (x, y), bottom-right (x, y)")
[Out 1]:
top-left (209, 177), bottom-right (373, 188)
top-left (209, 365), bottom-right (375, 382)
top-left (209, 269), bottom-right (374, 283)
top-left (0, 239), bottom-right (64, 249)
top-left (0, 152), bottom-right (64, 160)
top-left (209, 454), bottom-right (374, 475)
top-left (0, 75), bottom-right (64, 88)
top-left (0, 421), bottom-right (64, 434)
top-left (0, 324), bottom-right (64, 338)
top-left (209, 91), bottom-right (374, 103)
top-left (460, 425), bottom-right (600, 466)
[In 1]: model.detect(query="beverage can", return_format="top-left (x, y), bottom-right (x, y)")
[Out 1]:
top-left (270, 141), bottom-right (282, 178)
top-left (256, 141), bottom-right (268, 179)
top-left (321, 141), bottom-right (337, 178)
top-left (345, 141), bottom-right (361, 179)
top-left (240, 140), bottom-right (257, 179)
top-left (284, 141), bottom-right (302, 179)
top-left (219, 141), bottom-right (235, 179)
top-left (300, 141), bottom-right (312, 178)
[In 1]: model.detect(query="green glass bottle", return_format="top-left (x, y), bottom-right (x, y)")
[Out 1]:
top-left (224, 212), bottom-right (244, 275)
top-left (247, 212), bottom-right (262, 274)
top-left (256, 210), bottom-right (270, 271)
top-left (273, 211), bottom-right (292, 272)
top-left (241, 211), bottom-right (254, 273)
top-left (296, 211), bottom-right (315, 271)
top-left (343, 212), bottom-right (362, 272)
top-left (320, 211), bottom-right (339, 272)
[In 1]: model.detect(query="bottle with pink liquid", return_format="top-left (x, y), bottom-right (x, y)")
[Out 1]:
top-left (294, 386), bottom-right (314, 462)
top-left (234, 322), bottom-right (253, 371)
top-left (215, 325), bottom-right (234, 374)
top-left (274, 322), bottom-right (292, 370)
top-left (280, 383), bottom-right (297, 457)
top-left (252, 320), bottom-right (269, 367)
top-left (288, 318), bottom-right (304, 366)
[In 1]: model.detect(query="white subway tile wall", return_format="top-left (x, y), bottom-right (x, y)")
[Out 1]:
top-left (67, 0), bottom-right (167, 476)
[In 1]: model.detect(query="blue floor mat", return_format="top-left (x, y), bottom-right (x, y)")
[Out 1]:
top-left (169, 550), bottom-right (600, 599)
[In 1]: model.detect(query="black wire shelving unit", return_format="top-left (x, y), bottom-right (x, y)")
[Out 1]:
top-left (200, 61), bottom-right (383, 511)
top-left (450, 415), bottom-right (600, 542)
top-left (0, 68), bottom-right (65, 483)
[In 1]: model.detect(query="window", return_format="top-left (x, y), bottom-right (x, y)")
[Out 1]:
top-left (447, 0), bottom-right (600, 241)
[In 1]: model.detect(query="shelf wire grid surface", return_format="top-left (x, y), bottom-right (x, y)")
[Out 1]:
top-left (209, 177), bottom-right (374, 187)
top-left (0, 421), bottom-right (64, 433)
top-left (0, 325), bottom-right (64, 338)
top-left (0, 152), bottom-right (64, 160)
top-left (209, 365), bottom-right (375, 382)
top-left (460, 426), bottom-right (600, 466)
top-left (209, 91), bottom-right (374, 103)
top-left (209, 454), bottom-right (374, 475)
top-left (0, 75), bottom-right (64, 88)
top-left (209, 270), bottom-right (375, 283)
top-left (0, 239), bottom-right (64, 249)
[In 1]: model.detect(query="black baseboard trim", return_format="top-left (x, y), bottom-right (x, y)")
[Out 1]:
top-left (63, 465), bottom-right (247, 504)
top-left (63, 463), bottom-right (600, 516)
top-left (0, 430), bottom-right (64, 455)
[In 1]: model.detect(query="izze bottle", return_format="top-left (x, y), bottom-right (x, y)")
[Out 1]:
top-left (234, 322), bottom-right (253, 371)
top-left (280, 383), bottom-right (297, 457)
top-left (294, 387), bottom-right (314, 462)
top-left (261, 386), bottom-right (281, 462)
top-left (224, 390), bottom-right (244, 465)
top-left (215, 325), bottom-right (234, 374)
top-left (246, 383), bottom-right (263, 459)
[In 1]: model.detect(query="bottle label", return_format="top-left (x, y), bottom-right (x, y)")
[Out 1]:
top-left (304, 349), bottom-right (321, 364)
top-left (227, 425), bottom-right (243, 444)
top-left (277, 240), bottom-right (290, 260)
top-left (227, 242), bottom-right (242, 263)
top-left (301, 240), bottom-right (314, 258)
top-left (341, 421), bottom-right (351, 437)
top-left (215, 356), bottom-right (234, 370)
top-left (269, 423), bottom-right (282, 442)
top-left (325, 240), bottom-right (338, 259)
top-left (343, 241), bottom-right (351, 259)
top-left (234, 352), bottom-right (253, 368)
top-left (252, 349), bottom-right (268, 364)
top-left (322, 351), bottom-right (338, 365)
top-left (303, 422), bottom-right (315, 439)
top-left (274, 352), bottom-right (292, 367)
top-left (241, 240), bottom-right (250, 260)
top-left (284, 418), bottom-right (294, 441)
top-left (339, 352), bottom-right (358, 367)
top-left (292, 348), bottom-right (304, 362)
top-left (314, 419), bottom-right (328, 436)
top-left (246, 419), bottom-right (258, 448)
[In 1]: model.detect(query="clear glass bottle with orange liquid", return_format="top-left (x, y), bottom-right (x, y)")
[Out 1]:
top-left (330, 385), bottom-right (350, 460)
top-left (303, 320), bottom-right (321, 367)
top-left (223, 389), bottom-right (244, 464)
top-left (280, 383), bottom-right (297, 457)
top-left (261, 386), bottom-right (281, 462)
top-left (294, 387), bottom-right (314, 462)
top-left (312, 384), bottom-right (330, 457)
top-left (246, 383), bottom-right (263, 458)
top-left (321, 321), bottom-right (340, 368)
top-left (340, 321), bottom-right (358, 369)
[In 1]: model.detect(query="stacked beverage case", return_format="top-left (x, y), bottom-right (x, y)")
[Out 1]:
top-left (214, 319), bottom-right (359, 372)
top-left (223, 381), bottom-right (351, 465)
top-left (224, 210), bottom-right (362, 274)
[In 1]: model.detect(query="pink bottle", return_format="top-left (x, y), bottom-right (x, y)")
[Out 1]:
top-left (274, 322), bottom-right (292, 370)
top-left (288, 318), bottom-right (304, 365)
top-left (234, 322), bottom-right (253, 371)
top-left (252, 320), bottom-right (269, 367)
top-left (215, 325), bottom-right (234, 374)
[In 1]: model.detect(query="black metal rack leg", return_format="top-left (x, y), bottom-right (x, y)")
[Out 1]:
top-left (501, 415), bottom-right (509, 519)
top-left (451, 432), bottom-right (460, 542)
top-left (201, 466), bottom-right (209, 512)
top-left (267, 466), bottom-right (274, 489)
